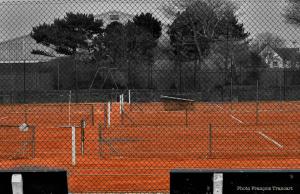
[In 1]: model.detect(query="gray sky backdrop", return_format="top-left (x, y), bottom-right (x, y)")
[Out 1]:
top-left (0, 0), bottom-right (299, 47)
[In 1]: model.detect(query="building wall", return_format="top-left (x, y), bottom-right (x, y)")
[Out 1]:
top-left (259, 45), bottom-right (285, 68)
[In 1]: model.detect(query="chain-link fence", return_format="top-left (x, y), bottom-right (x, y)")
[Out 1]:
top-left (0, 0), bottom-right (300, 193)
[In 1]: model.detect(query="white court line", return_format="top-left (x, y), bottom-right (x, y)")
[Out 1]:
top-left (229, 115), bottom-right (244, 124)
top-left (257, 131), bottom-right (283, 148)
top-left (215, 104), bottom-right (244, 124)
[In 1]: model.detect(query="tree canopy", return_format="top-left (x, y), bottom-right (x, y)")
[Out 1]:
top-left (31, 11), bottom-right (162, 89)
top-left (133, 12), bottom-right (162, 40)
top-left (31, 12), bottom-right (103, 55)
top-left (167, 0), bottom-right (249, 61)
top-left (103, 21), bottom-right (126, 65)
top-left (102, 18), bottom-right (158, 66)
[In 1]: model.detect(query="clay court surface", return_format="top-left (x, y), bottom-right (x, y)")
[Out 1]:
top-left (0, 101), bottom-right (300, 192)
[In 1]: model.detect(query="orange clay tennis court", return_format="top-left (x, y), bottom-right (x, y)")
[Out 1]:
top-left (0, 100), bottom-right (300, 192)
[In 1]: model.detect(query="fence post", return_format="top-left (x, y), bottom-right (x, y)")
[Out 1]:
top-left (128, 90), bottom-right (131, 104)
top-left (10, 63), bottom-right (13, 96)
top-left (256, 80), bottom-right (259, 124)
top-left (279, 72), bottom-right (283, 111)
top-left (119, 94), bottom-right (122, 115)
top-left (279, 71), bottom-right (282, 101)
top-left (150, 62), bottom-right (153, 89)
top-left (283, 68), bottom-right (286, 100)
top-left (230, 77), bottom-right (233, 111)
top-left (208, 124), bottom-right (212, 158)
top-left (80, 120), bottom-right (86, 156)
top-left (239, 63), bottom-right (242, 101)
top-left (120, 94), bottom-right (124, 125)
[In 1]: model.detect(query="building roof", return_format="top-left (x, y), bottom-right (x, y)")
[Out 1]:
top-left (0, 35), bottom-right (63, 63)
top-left (273, 48), bottom-right (300, 60)
top-left (96, 10), bottom-right (136, 18)
top-left (259, 44), bottom-right (300, 61)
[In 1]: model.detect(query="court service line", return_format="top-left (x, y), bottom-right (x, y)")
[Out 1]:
top-left (257, 131), bottom-right (283, 148)
top-left (215, 104), bottom-right (244, 124)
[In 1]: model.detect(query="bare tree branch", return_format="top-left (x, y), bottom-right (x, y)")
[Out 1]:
top-left (284, 0), bottom-right (300, 25)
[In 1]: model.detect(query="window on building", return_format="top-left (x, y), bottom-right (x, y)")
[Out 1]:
top-left (273, 61), bottom-right (278, 68)
top-left (110, 14), bottom-right (119, 21)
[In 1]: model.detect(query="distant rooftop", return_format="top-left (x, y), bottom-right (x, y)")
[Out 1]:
top-left (0, 35), bottom-right (63, 63)
top-left (95, 10), bottom-right (168, 27)
top-left (273, 47), bottom-right (300, 60)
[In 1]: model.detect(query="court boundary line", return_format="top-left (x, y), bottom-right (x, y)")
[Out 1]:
top-left (215, 104), bottom-right (244, 124)
top-left (257, 131), bottom-right (283, 148)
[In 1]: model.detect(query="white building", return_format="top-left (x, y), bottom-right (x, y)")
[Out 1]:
top-left (95, 10), bottom-right (170, 47)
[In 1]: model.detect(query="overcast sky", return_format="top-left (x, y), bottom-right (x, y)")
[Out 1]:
top-left (0, 0), bottom-right (299, 47)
